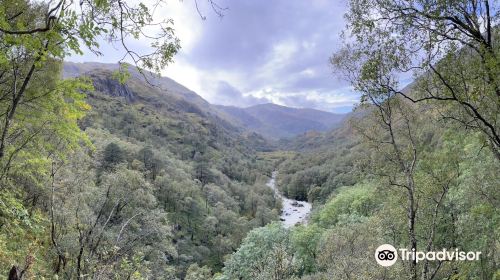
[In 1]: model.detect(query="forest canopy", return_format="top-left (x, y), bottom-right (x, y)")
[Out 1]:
top-left (0, 0), bottom-right (499, 280)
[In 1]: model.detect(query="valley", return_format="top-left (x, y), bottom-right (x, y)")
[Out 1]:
top-left (0, 1), bottom-right (498, 279)
top-left (216, 103), bottom-right (345, 139)
top-left (2, 59), bottom-right (498, 280)
top-left (266, 171), bottom-right (312, 227)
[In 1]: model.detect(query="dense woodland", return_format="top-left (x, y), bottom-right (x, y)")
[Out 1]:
top-left (0, 0), bottom-right (499, 279)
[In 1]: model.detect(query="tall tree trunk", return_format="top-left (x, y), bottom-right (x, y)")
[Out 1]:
top-left (407, 185), bottom-right (417, 280)
top-left (7, 266), bottom-right (21, 280)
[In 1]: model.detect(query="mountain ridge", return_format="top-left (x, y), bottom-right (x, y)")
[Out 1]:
top-left (64, 61), bottom-right (347, 140)
top-left (215, 103), bottom-right (346, 139)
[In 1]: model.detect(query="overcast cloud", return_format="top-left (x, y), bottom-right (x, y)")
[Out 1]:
top-left (68, 0), bottom-right (359, 113)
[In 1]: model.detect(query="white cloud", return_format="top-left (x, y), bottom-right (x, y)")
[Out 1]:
top-left (300, 68), bottom-right (316, 77)
top-left (154, 1), bottom-right (204, 53)
top-left (163, 57), bottom-right (251, 104)
top-left (162, 57), bottom-right (205, 94)
top-left (69, 0), bottom-right (361, 113)
top-left (257, 39), bottom-right (300, 80)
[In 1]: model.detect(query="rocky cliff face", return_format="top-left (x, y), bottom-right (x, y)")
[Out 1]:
top-left (62, 61), bottom-right (274, 151)
top-left (90, 75), bottom-right (136, 102)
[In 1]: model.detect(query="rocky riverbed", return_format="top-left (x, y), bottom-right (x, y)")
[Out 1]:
top-left (266, 171), bottom-right (312, 228)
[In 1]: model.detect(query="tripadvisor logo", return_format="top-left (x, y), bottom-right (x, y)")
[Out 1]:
top-left (375, 244), bottom-right (398, 267)
top-left (375, 244), bottom-right (482, 267)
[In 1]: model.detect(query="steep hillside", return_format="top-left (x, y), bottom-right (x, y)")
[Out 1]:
top-left (66, 62), bottom-right (345, 141)
top-left (64, 62), bottom-right (272, 152)
top-left (64, 62), bottom-right (214, 113)
top-left (8, 63), bottom-right (283, 278)
top-left (220, 97), bottom-right (499, 280)
top-left (276, 115), bottom-right (361, 202)
top-left (216, 103), bottom-right (345, 139)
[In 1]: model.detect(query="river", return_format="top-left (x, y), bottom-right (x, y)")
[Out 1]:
top-left (266, 171), bottom-right (312, 228)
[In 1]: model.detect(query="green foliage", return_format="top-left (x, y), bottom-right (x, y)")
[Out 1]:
top-left (219, 223), bottom-right (298, 280)
top-left (223, 96), bottom-right (499, 280)
top-left (0, 190), bottom-right (50, 277)
top-left (313, 218), bottom-right (403, 279)
top-left (0, 64), bottom-right (92, 181)
top-left (102, 142), bottom-right (124, 168)
top-left (0, 0), bottom-right (180, 72)
top-left (276, 126), bottom-right (362, 203)
top-left (1, 1), bottom-right (498, 279)
top-left (0, 0), bottom-right (280, 278)
top-left (38, 69), bottom-right (279, 277)
top-left (290, 224), bottom-right (322, 273)
top-left (332, 0), bottom-right (500, 158)
top-left (185, 263), bottom-right (212, 280)
top-left (0, 59), bottom-right (91, 278)
top-left (314, 183), bottom-right (378, 228)
top-left (0, 62), bottom-right (279, 278)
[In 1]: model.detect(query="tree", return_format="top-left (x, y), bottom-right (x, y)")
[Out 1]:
top-left (138, 146), bottom-right (162, 180)
top-left (314, 183), bottom-right (378, 228)
top-left (0, 0), bottom-right (180, 72)
top-left (290, 224), bottom-right (322, 274)
top-left (194, 153), bottom-right (212, 186)
top-left (50, 165), bottom-right (176, 279)
top-left (102, 142), bottom-right (124, 168)
top-left (185, 263), bottom-right (212, 280)
top-left (219, 223), bottom-right (297, 280)
top-left (315, 219), bottom-right (400, 279)
top-left (331, 3), bottom-right (499, 277)
top-left (0, 0), bottom-right (181, 174)
top-left (332, 0), bottom-right (499, 159)
top-left (0, 62), bottom-right (91, 181)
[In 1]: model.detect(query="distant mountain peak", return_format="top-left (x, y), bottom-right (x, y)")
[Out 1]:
top-left (64, 61), bottom-right (346, 140)
top-left (216, 103), bottom-right (346, 139)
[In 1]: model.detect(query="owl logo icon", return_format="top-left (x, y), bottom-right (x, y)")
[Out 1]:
top-left (375, 244), bottom-right (398, 266)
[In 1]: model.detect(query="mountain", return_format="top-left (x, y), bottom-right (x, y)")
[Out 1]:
top-left (65, 62), bottom-right (346, 141)
top-left (216, 103), bottom-right (346, 139)
top-left (57, 62), bottom-right (281, 276)
top-left (63, 62), bottom-right (273, 151)
top-left (64, 62), bottom-right (228, 120)
top-left (64, 62), bottom-right (213, 110)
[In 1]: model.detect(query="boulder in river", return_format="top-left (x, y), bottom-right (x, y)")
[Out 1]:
top-left (266, 171), bottom-right (312, 228)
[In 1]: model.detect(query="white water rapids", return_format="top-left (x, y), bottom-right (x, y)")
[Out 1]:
top-left (266, 171), bottom-right (312, 228)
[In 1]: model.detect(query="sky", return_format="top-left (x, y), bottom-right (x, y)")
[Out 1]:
top-left (68, 0), bottom-right (360, 113)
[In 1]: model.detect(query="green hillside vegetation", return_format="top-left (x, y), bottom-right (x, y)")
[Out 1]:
top-left (0, 0), bottom-right (498, 280)
top-left (216, 103), bottom-right (345, 139)
top-left (217, 98), bottom-right (499, 280)
top-left (216, 0), bottom-right (500, 279)
top-left (1, 63), bottom-right (283, 278)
